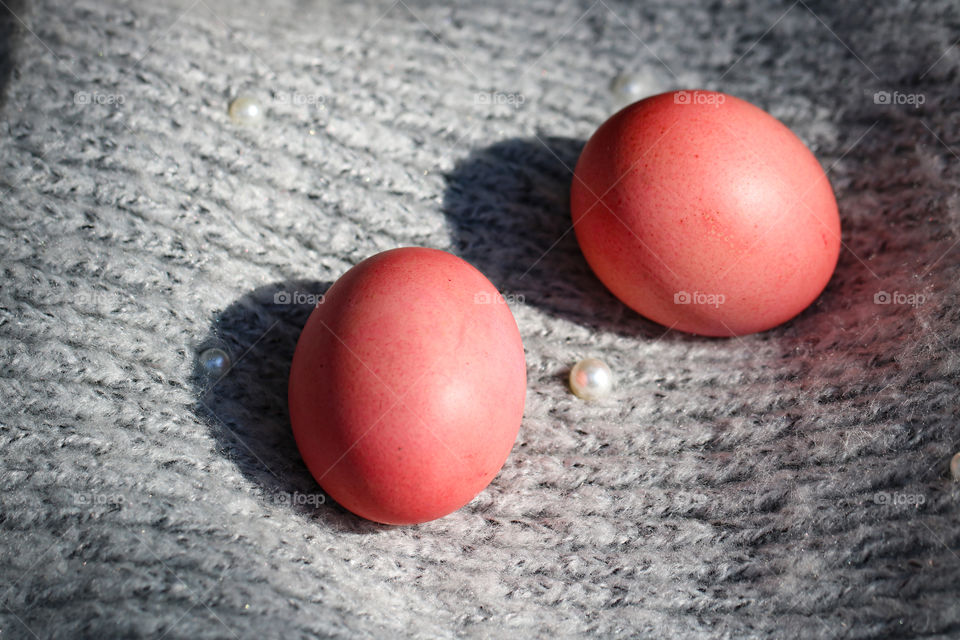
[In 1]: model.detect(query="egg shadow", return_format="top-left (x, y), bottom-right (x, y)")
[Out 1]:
top-left (442, 135), bottom-right (682, 341)
top-left (0, 0), bottom-right (28, 108)
top-left (192, 279), bottom-right (393, 534)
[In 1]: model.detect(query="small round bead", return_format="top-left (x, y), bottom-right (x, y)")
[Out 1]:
top-left (228, 95), bottom-right (264, 126)
top-left (569, 357), bottom-right (614, 400)
top-left (951, 452), bottom-right (960, 482)
top-left (199, 347), bottom-right (232, 378)
top-left (609, 72), bottom-right (653, 104)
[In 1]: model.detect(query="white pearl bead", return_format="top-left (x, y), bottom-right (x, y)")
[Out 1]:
top-left (569, 357), bottom-right (614, 400)
top-left (228, 95), bottom-right (264, 126)
top-left (951, 452), bottom-right (960, 481)
top-left (199, 347), bottom-right (232, 378)
top-left (609, 72), bottom-right (654, 104)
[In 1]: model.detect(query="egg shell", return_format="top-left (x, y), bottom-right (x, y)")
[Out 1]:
top-left (288, 247), bottom-right (526, 525)
top-left (571, 90), bottom-right (841, 336)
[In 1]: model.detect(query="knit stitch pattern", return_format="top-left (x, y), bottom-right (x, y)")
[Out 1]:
top-left (1, 0), bottom-right (959, 638)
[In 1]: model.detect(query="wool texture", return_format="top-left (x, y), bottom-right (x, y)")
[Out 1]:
top-left (1, 0), bottom-right (959, 638)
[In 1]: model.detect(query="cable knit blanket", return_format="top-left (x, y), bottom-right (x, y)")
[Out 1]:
top-left (2, 0), bottom-right (959, 637)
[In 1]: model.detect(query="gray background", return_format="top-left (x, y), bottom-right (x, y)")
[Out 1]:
top-left (1, 0), bottom-right (959, 637)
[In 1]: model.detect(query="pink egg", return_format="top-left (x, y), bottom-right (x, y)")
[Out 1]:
top-left (571, 90), bottom-right (840, 336)
top-left (288, 248), bottom-right (526, 525)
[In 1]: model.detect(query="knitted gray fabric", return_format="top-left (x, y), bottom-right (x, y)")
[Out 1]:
top-left (2, 0), bottom-right (959, 637)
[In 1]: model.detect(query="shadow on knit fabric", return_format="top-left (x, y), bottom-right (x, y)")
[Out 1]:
top-left (0, 0), bottom-right (27, 107)
top-left (193, 279), bottom-right (391, 535)
top-left (443, 135), bottom-right (672, 339)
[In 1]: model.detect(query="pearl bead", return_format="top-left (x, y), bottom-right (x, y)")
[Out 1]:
top-left (951, 452), bottom-right (960, 481)
top-left (609, 72), bottom-right (653, 104)
top-left (228, 95), bottom-right (264, 126)
top-left (569, 357), bottom-right (614, 400)
top-left (199, 347), bottom-right (232, 379)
